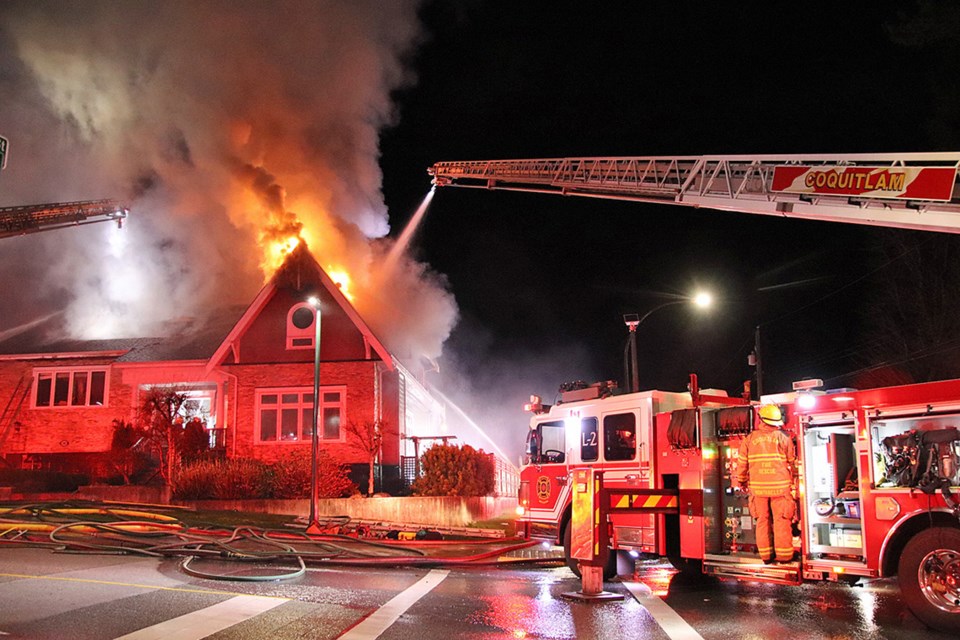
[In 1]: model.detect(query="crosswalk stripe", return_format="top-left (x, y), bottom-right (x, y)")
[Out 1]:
top-left (623, 581), bottom-right (704, 640)
top-left (112, 594), bottom-right (288, 640)
top-left (339, 569), bottom-right (449, 640)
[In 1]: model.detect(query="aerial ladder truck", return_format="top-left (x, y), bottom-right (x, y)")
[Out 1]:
top-left (0, 200), bottom-right (128, 239)
top-left (429, 153), bottom-right (960, 233)
top-left (429, 153), bottom-right (960, 631)
top-left (0, 135), bottom-right (128, 238)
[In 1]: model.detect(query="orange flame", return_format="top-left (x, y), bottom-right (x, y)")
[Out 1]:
top-left (327, 268), bottom-right (354, 301)
top-left (261, 234), bottom-right (301, 275)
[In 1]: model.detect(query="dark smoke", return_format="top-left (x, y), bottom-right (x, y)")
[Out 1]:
top-left (0, 0), bottom-right (457, 363)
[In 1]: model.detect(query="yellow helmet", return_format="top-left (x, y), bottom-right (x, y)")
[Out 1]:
top-left (757, 403), bottom-right (784, 427)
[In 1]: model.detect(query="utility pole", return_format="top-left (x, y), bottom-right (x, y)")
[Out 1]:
top-left (623, 314), bottom-right (640, 393)
top-left (752, 325), bottom-right (764, 399)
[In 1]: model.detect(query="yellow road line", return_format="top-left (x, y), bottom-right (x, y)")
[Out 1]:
top-left (0, 572), bottom-right (287, 599)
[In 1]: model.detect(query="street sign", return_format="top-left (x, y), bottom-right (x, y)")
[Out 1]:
top-left (0, 135), bottom-right (7, 170)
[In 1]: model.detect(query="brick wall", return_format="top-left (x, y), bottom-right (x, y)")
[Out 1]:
top-left (226, 360), bottom-right (383, 466)
top-left (0, 357), bottom-right (134, 456)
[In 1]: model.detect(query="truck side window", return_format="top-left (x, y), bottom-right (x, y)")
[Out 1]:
top-left (581, 417), bottom-right (599, 461)
top-left (536, 420), bottom-right (566, 464)
top-left (525, 430), bottom-right (540, 463)
top-left (604, 412), bottom-right (637, 461)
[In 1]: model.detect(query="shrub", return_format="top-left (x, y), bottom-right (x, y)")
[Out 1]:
top-left (172, 453), bottom-right (357, 500)
top-left (315, 450), bottom-right (358, 498)
top-left (179, 418), bottom-right (210, 463)
top-left (411, 443), bottom-right (496, 497)
top-left (214, 458), bottom-right (272, 499)
top-left (109, 419), bottom-right (152, 484)
top-left (270, 451), bottom-right (357, 499)
top-left (172, 458), bottom-right (270, 499)
top-left (269, 453), bottom-right (311, 498)
top-left (172, 460), bottom-right (219, 500)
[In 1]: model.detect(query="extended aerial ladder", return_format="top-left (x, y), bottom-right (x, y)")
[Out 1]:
top-left (0, 200), bottom-right (128, 239)
top-left (0, 135), bottom-right (128, 238)
top-left (429, 153), bottom-right (960, 233)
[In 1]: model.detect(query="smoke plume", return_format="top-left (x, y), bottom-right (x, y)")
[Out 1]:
top-left (0, 0), bottom-right (457, 361)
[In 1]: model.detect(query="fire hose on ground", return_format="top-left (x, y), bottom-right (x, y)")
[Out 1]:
top-left (0, 500), bottom-right (557, 582)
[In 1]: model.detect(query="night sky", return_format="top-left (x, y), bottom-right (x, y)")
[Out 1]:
top-left (380, 1), bottom-right (960, 423)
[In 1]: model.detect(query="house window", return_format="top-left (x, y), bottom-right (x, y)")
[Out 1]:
top-left (286, 303), bottom-right (317, 349)
top-left (256, 387), bottom-right (345, 443)
top-left (34, 368), bottom-right (108, 408)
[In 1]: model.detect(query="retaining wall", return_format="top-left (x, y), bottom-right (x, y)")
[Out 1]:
top-left (0, 485), bottom-right (517, 528)
top-left (183, 496), bottom-right (518, 527)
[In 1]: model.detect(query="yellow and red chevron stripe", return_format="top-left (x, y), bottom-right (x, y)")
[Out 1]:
top-left (611, 493), bottom-right (678, 510)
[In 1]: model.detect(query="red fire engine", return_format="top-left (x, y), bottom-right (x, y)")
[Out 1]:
top-left (429, 152), bottom-right (960, 630)
top-left (516, 375), bottom-right (960, 631)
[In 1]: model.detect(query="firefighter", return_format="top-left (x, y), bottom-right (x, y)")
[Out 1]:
top-left (736, 404), bottom-right (798, 564)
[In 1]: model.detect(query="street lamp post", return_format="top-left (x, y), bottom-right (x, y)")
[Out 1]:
top-left (624, 292), bottom-right (712, 393)
top-left (306, 296), bottom-right (322, 534)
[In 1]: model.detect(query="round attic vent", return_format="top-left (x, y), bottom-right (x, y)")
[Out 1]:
top-left (291, 306), bottom-right (314, 329)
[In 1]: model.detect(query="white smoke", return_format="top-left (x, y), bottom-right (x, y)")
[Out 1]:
top-left (431, 315), bottom-right (601, 462)
top-left (0, 0), bottom-right (456, 361)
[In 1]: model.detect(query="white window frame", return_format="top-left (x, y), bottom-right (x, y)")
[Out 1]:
top-left (32, 366), bottom-right (110, 409)
top-left (286, 303), bottom-right (317, 350)
top-left (255, 386), bottom-right (346, 444)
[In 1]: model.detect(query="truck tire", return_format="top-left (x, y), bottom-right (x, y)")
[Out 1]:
top-left (562, 522), bottom-right (617, 581)
top-left (667, 554), bottom-right (703, 576)
top-left (897, 526), bottom-right (960, 632)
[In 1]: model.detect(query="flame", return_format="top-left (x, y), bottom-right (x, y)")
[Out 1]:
top-left (327, 268), bottom-right (354, 301)
top-left (261, 234), bottom-right (301, 276)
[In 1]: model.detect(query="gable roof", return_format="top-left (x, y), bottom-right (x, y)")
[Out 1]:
top-left (206, 243), bottom-right (394, 371)
top-left (116, 307), bottom-right (247, 362)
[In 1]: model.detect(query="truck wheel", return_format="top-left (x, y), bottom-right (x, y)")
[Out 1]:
top-left (668, 554), bottom-right (703, 575)
top-left (562, 523), bottom-right (617, 581)
top-left (897, 527), bottom-right (960, 632)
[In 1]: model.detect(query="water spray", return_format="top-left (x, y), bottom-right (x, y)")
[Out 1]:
top-left (0, 311), bottom-right (63, 343)
top-left (431, 387), bottom-right (513, 464)
top-left (383, 186), bottom-right (436, 274)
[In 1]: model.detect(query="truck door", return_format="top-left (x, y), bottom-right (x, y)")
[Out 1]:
top-left (802, 414), bottom-right (866, 563)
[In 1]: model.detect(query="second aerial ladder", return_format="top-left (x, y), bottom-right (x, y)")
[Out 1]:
top-left (429, 153), bottom-right (960, 234)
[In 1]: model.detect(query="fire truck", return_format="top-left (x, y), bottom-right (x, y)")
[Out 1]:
top-left (0, 199), bottom-right (128, 239)
top-left (516, 375), bottom-right (960, 631)
top-left (0, 136), bottom-right (128, 239)
top-left (428, 153), bottom-right (960, 630)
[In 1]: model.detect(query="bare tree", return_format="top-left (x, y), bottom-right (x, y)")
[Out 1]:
top-left (854, 232), bottom-right (960, 387)
top-left (137, 386), bottom-right (201, 485)
top-left (343, 420), bottom-right (394, 496)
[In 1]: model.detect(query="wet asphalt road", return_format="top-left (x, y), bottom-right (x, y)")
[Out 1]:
top-left (0, 546), bottom-right (955, 639)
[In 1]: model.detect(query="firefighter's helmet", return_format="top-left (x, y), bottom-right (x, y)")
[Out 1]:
top-left (757, 403), bottom-right (784, 427)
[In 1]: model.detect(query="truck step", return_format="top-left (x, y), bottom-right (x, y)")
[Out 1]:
top-left (703, 555), bottom-right (802, 585)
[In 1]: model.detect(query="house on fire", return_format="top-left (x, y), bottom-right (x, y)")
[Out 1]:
top-left (0, 245), bottom-right (450, 494)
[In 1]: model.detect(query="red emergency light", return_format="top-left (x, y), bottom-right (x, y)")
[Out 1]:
top-left (792, 378), bottom-right (823, 391)
top-left (523, 395), bottom-right (542, 413)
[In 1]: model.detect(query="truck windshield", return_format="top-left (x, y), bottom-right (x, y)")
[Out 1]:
top-left (528, 420), bottom-right (565, 464)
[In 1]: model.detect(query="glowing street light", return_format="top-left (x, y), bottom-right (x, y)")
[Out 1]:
top-left (624, 292), bottom-right (714, 393)
top-left (693, 291), bottom-right (713, 308)
top-left (306, 295), bottom-right (322, 534)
